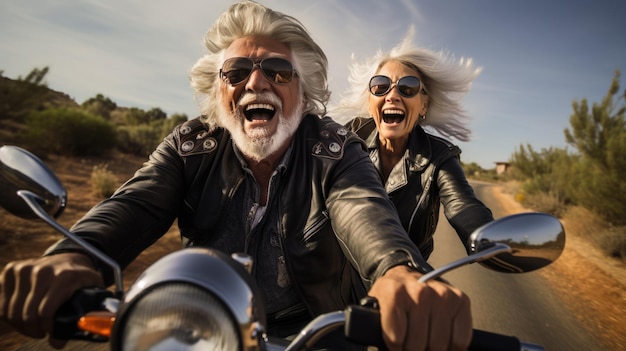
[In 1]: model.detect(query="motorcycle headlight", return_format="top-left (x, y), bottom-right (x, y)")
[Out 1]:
top-left (111, 248), bottom-right (266, 351)
top-left (120, 283), bottom-right (240, 350)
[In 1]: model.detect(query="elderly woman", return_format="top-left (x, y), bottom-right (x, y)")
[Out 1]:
top-left (336, 32), bottom-right (494, 260)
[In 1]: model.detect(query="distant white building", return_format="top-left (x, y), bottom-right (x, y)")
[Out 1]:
top-left (495, 162), bottom-right (510, 175)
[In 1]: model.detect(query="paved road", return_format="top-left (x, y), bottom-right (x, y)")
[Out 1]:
top-left (429, 181), bottom-right (607, 350)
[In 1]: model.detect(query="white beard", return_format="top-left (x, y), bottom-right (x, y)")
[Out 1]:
top-left (217, 92), bottom-right (304, 162)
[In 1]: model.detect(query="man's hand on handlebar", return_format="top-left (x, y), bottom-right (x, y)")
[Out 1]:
top-left (0, 253), bottom-right (104, 349)
top-left (368, 265), bottom-right (472, 351)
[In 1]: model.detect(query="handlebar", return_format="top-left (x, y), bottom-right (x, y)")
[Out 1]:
top-left (345, 304), bottom-right (543, 351)
top-left (54, 288), bottom-right (543, 350)
top-left (53, 287), bottom-right (113, 341)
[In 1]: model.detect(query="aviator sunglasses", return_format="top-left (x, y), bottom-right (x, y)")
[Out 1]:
top-left (220, 57), bottom-right (297, 86)
top-left (369, 75), bottom-right (425, 98)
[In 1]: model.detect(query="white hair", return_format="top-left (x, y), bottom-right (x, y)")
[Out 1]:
top-left (332, 27), bottom-right (482, 142)
top-left (189, 1), bottom-right (329, 129)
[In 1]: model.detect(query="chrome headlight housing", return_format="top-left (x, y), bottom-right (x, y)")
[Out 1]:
top-left (110, 248), bottom-right (266, 351)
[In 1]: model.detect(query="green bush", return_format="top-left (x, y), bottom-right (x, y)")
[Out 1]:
top-left (22, 108), bottom-right (116, 156)
top-left (509, 144), bottom-right (575, 205)
top-left (82, 94), bottom-right (117, 119)
top-left (567, 159), bottom-right (626, 225)
top-left (116, 114), bottom-right (188, 156)
top-left (563, 70), bottom-right (626, 225)
top-left (0, 67), bottom-right (50, 120)
top-left (116, 124), bottom-right (162, 156)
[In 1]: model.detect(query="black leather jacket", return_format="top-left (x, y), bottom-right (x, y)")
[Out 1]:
top-left (47, 115), bottom-right (427, 317)
top-left (347, 117), bottom-right (494, 259)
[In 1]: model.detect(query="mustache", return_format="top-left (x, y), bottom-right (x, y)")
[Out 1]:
top-left (237, 92), bottom-right (283, 109)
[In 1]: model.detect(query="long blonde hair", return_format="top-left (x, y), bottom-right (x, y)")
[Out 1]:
top-left (333, 28), bottom-right (481, 142)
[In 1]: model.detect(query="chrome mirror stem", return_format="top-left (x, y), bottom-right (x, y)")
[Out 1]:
top-left (419, 243), bottom-right (512, 283)
top-left (18, 190), bottom-right (124, 297)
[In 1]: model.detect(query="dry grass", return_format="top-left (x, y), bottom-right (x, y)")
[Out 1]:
top-left (493, 186), bottom-right (626, 351)
top-left (563, 206), bottom-right (606, 239)
top-left (499, 180), bottom-right (626, 262)
top-left (561, 205), bottom-right (626, 262)
top-left (90, 163), bottom-right (119, 198)
top-left (496, 180), bottom-right (521, 198)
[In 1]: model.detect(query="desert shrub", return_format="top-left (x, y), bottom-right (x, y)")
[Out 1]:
top-left (0, 67), bottom-right (50, 120)
top-left (462, 161), bottom-right (501, 182)
top-left (510, 144), bottom-right (576, 206)
top-left (462, 162), bottom-right (484, 177)
top-left (116, 124), bottom-right (162, 156)
top-left (116, 114), bottom-right (188, 156)
top-left (122, 107), bottom-right (167, 126)
top-left (563, 70), bottom-right (626, 225)
top-left (82, 94), bottom-right (117, 119)
top-left (515, 191), bottom-right (525, 204)
top-left (563, 206), bottom-right (626, 261)
top-left (520, 191), bottom-right (567, 217)
top-left (158, 113), bottom-right (188, 135)
top-left (22, 108), bottom-right (116, 156)
top-left (566, 157), bottom-right (626, 225)
top-left (594, 227), bottom-right (626, 262)
top-left (91, 164), bottom-right (118, 198)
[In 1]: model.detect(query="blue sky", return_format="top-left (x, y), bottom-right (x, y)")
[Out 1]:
top-left (1, 1), bottom-right (625, 168)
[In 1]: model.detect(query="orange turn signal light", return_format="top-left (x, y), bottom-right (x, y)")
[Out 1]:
top-left (78, 311), bottom-right (116, 337)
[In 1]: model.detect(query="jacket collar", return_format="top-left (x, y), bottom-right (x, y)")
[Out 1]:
top-left (365, 124), bottom-right (432, 173)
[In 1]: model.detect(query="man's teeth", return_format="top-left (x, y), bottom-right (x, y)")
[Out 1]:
top-left (243, 103), bottom-right (276, 121)
top-left (246, 103), bottom-right (275, 111)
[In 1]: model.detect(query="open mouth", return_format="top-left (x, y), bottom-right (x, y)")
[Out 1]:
top-left (244, 103), bottom-right (276, 122)
top-left (382, 109), bottom-right (405, 124)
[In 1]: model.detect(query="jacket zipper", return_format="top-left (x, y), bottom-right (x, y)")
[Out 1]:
top-left (302, 210), bottom-right (329, 242)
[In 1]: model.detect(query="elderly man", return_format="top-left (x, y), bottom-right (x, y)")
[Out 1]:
top-left (0, 1), bottom-right (471, 350)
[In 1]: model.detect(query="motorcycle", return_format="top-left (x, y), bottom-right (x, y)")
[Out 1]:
top-left (0, 145), bottom-right (566, 350)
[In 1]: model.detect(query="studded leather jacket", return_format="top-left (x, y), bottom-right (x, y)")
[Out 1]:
top-left (346, 117), bottom-right (494, 260)
top-left (47, 114), bottom-right (428, 317)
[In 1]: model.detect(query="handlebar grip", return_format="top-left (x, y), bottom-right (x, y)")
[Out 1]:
top-left (53, 287), bottom-right (113, 341)
top-left (344, 305), bottom-right (388, 349)
top-left (345, 305), bottom-right (524, 351)
top-left (469, 329), bottom-right (521, 351)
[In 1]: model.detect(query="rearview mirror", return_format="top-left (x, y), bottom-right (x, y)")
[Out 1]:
top-left (470, 212), bottom-right (566, 273)
top-left (0, 145), bottom-right (67, 219)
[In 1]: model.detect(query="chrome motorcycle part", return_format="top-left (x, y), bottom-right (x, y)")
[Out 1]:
top-left (419, 212), bottom-right (565, 283)
top-left (111, 248), bottom-right (267, 351)
top-left (0, 145), bottom-right (66, 219)
top-left (470, 212), bottom-right (565, 273)
top-left (284, 311), bottom-right (345, 351)
top-left (0, 145), bottom-right (124, 296)
top-left (117, 283), bottom-right (241, 350)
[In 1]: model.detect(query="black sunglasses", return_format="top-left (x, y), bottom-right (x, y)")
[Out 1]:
top-left (219, 57), bottom-right (297, 86)
top-left (369, 75), bottom-right (425, 98)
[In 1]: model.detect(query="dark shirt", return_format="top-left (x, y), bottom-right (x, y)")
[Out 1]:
top-left (205, 143), bottom-right (301, 315)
